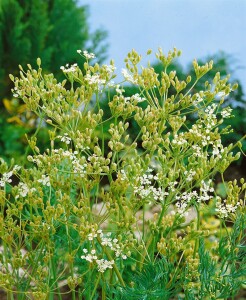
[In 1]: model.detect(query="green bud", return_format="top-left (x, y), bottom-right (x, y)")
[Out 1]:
top-left (186, 75), bottom-right (191, 83)
top-left (37, 57), bottom-right (41, 67)
top-left (9, 74), bottom-right (14, 81)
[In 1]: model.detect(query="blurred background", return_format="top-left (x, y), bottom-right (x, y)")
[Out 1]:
top-left (0, 0), bottom-right (245, 179)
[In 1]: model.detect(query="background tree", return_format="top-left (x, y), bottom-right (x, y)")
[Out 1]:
top-left (0, 0), bottom-right (108, 162)
top-left (0, 0), bottom-right (108, 100)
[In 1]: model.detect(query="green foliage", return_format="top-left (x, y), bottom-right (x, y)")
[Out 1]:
top-left (111, 258), bottom-right (179, 300)
top-left (0, 0), bottom-right (108, 100)
top-left (0, 115), bottom-right (28, 161)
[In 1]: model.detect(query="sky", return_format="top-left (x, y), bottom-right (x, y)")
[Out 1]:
top-left (81, 0), bottom-right (246, 89)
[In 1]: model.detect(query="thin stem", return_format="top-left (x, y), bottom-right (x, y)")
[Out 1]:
top-left (89, 274), bottom-right (101, 300)
top-left (51, 259), bottom-right (62, 300)
top-left (97, 237), bottom-right (125, 287)
top-left (193, 202), bottom-right (200, 258)
top-left (22, 112), bottom-right (45, 164)
top-left (64, 214), bottom-right (76, 300)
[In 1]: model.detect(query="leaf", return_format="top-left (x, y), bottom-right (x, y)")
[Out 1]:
top-left (216, 182), bottom-right (228, 198)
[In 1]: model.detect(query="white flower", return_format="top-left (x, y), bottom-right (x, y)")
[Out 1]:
top-left (184, 169), bottom-right (196, 182)
top-left (121, 69), bottom-right (137, 84)
top-left (77, 49), bottom-right (82, 54)
top-left (118, 169), bottom-right (128, 181)
top-left (83, 50), bottom-right (96, 59)
top-left (15, 182), bottom-right (36, 199)
top-left (215, 197), bottom-right (240, 218)
top-left (172, 134), bottom-right (187, 146)
top-left (13, 165), bottom-right (21, 172)
top-left (84, 74), bottom-right (106, 86)
top-left (212, 139), bottom-right (224, 158)
top-left (81, 252), bottom-right (98, 263)
top-left (0, 171), bottom-right (13, 187)
top-left (221, 107), bottom-right (232, 118)
top-left (107, 81), bottom-right (115, 88)
top-left (115, 84), bottom-right (125, 94)
top-left (101, 237), bottom-right (113, 247)
top-left (57, 133), bottom-right (71, 145)
top-left (60, 63), bottom-right (78, 73)
top-left (133, 169), bottom-right (164, 203)
top-left (131, 93), bottom-right (145, 103)
top-left (84, 230), bottom-right (128, 264)
top-left (217, 91), bottom-right (230, 98)
top-left (96, 259), bottom-right (114, 273)
top-left (175, 191), bottom-right (198, 216)
top-left (103, 64), bottom-right (116, 74)
top-left (194, 93), bottom-right (203, 104)
top-left (88, 231), bottom-right (97, 241)
top-left (37, 175), bottom-right (50, 187)
top-left (192, 145), bottom-right (202, 157)
top-left (198, 180), bottom-right (214, 202)
top-left (168, 181), bottom-right (178, 192)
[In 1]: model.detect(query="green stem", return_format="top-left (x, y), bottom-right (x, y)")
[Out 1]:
top-left (22, 112), bottom-right (45, 164)
top-left (102, 285), bottom-right (106, 300)
top-left (89, 274), bottom-right (101, 300)
top-left (193, 202), bottom-right (200, 258)
top-left (97, 238), bottom-right (125, 287)
top-left (64, 214), bottom-right (76, 300)
top-left (51, 259), bottom-right (62, 300)
top-left (139, 235), bottom-right (153, 271)
top-left (7, 291), bottom-right (14, 300)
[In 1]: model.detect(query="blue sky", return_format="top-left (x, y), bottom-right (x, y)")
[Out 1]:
top-left (82, 0), bottom-right (246, 89)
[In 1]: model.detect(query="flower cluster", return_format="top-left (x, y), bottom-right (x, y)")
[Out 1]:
top-left (121, 68), bottom-right (137, 84)
top-left (103, 64), bottom-right (116, 75)
top-left (37, 175), bottom-right (51, 187)
top-left (28, 149), bottom-right (87, 177)
top-left (215, 197), bottom-right (240, 218)
top-left (13, 86), bottom-right (21, 98)
top-left (121, 93), bottom-right (146, 105)
top-left (15, 182), bottom-right (36, 199)
top-left (199, 180), bottom-right (214, 202)
top-left (120, 168), bottom-right (165, 204)
top-left (175, 191), bottom-right (198, 216)
top-left (184, 169), bottom-right (196, 182)
top-left (77, 50), bottom-right (96, 60)
top-left (175, 180), bottom-right (214, 216)
top-left (212, 139), bottom-right (224, 158)
top-left (0, 171), bottom-right (13, 187)
top-left (131, 93), bottom-right (146, 103)
top-left (221, 106), bottom-right (232, 118)
top-left (84, 74), bottom-right (106, 86)
top-left (172, 134), bottom-right (188, 147)
top-left (203, 104), bottom-right (217, 128)
top-left (81, 229), bottom-right (128, 273)
top-left (0, 165), bottom-right (20, 187)
top-left (57, 133), bottom-right (71, 145)
top-left (60, 63), bottom-right (78, 73)
top-left (81, 249), bottom-right (114, 273)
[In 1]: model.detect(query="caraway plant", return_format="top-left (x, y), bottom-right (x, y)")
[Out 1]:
top-left (0, 48), bottom-right (245, 299)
